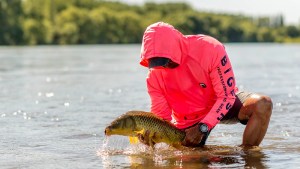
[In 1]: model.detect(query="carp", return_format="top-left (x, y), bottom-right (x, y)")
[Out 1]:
top-left (104, 111), bottom-right (185, 148)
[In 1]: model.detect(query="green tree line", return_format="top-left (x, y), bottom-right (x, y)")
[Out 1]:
top-left (1, 0), bottom-right (300, 45)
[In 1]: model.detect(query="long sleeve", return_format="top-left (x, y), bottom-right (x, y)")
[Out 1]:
top-left (146, 72), bottom-right (172, 121)
top-left (200, 44), bottom-right (236, 129)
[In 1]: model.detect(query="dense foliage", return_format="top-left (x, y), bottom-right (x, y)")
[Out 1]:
top-left (1, 0), bottom-right (300, 45)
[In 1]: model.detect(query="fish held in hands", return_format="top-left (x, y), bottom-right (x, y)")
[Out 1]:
top-left (105, 111), bottom-right (185, 148)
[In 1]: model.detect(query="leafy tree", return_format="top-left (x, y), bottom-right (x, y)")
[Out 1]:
top-left (0, 0), bottom-right (23, 45)
top-left (54, 6), bottom-right (91, 44)
top-left (22, 19), bottom-right (53, 45)
top-left (286, 25), bottom-right (300, 38)
top-left (257, 27), bottom-right (275, 42)
top-left (1, 0), bottom-right (300, 45)
top-left (225, 24), bottom-right (244, 42)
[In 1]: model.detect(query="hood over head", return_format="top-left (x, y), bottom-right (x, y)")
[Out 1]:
top-left (140, 22), bottom-right (184, 67)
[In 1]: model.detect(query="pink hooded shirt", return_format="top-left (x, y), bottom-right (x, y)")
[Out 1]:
top-left (140, 22), bottom-right (237, 130)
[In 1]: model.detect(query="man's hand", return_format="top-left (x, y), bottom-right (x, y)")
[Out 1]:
top-left (182, 124), bottom-right (204, 147)
top-left (137, 130), bottom-right (156, 147)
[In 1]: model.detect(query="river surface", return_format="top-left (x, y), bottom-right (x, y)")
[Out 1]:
top-left (0, 44), bottom-right (299, 169)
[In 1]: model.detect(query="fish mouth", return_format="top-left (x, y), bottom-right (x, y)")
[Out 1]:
top-left (104, 126), bottom-right (112, 136)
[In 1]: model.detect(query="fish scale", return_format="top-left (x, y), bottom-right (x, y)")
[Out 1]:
top-left (105, 111), bottom-right (186, 148)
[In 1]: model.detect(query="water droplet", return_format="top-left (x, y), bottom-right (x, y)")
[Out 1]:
top-left (102, 137), bottom-right (109, 147)
top-left (51, 117), bottom-right (59, 121)
top-left (80, 96), bottom-right (85, 102)
top-left (276, 102), bottom-right (282, 107)
top-left (35, 100), bottom-right (39, 104)
top-left (46, 93), bottom-right (54, 98)
top-left (64, 102), bottom-right (70, 107)
top-left (1, 114), bottom-right (6, 117)
top-left (23, 112), bottom-right (28, 120)
top-left (46, 77), bottom-right (52, 82)
top-left (38, 92), bottom-right (42, 96)
top-left (281, 130), bottom-right (290, 137)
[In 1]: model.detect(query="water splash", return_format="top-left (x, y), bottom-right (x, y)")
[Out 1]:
top-left (97, 136), bottom-right (266, 168)
top-left (97, 136), bottom-right (137, 168)
top-left (98, 137), bottom-right (115, 169)
top-left (97, 136), bottom-right (129, 156)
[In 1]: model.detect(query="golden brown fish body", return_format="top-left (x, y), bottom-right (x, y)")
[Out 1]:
top-left (105, 111), bottom-right (185, 147)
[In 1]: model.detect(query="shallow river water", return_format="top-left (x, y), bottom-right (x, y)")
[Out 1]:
top-left (0, 44), bottom-right (299, 168)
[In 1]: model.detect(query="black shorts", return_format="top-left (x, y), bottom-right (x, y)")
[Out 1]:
top-left (220, 91), bottom-right (254, 125)
top-left (194, 91), bottom-right (253, 146)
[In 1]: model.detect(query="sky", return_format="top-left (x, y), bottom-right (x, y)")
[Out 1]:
top-left (117, 0), bottom-right (300, 25)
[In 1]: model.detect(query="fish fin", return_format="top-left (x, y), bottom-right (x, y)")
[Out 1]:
top-left (129, 129), bottom-right (144, 144)
top-left (148, 132), bottom-right (158, 149)
top-left (172, 142), bottom-right (184, 150)
top-left (136, 129), bottom-right (145, 135)
top-left (129, 136), bottom-right (139, 144)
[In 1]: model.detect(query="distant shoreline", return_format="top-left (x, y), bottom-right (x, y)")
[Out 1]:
top-left (1, 0), bottom-right (300, 45)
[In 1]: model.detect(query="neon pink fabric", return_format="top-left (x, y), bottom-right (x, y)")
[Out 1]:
top-left (140, 22), bottom-right (237, 129)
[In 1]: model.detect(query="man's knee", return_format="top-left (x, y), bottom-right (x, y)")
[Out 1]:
top-left (255, 95), bottom-right (273, 118)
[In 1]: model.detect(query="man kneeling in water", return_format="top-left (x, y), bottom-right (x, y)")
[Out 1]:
top-left (137, 22), bottom-right (272, 147)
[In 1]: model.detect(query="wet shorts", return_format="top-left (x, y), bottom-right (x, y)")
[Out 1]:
top-left (220, 91), bottom-right (254, 125)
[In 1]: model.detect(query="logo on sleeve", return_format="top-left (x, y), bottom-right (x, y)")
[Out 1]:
top-left (199, 83), bottom-right (207, 88)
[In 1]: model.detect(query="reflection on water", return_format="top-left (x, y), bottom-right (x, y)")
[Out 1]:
top-left (99, 137), bottom-right (268, 169)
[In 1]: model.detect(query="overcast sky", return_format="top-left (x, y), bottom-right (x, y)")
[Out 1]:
top-left (117, 0), bottom-right (300, 25)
